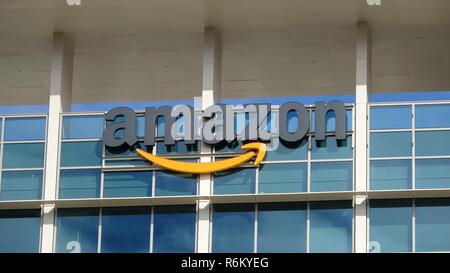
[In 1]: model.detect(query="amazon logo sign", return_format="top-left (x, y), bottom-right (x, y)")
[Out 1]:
top-left (103, 100), bottom-right (347, 174)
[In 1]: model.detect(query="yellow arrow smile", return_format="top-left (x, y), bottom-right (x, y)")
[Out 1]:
top-left (136, 142), bottom-right (266, 174)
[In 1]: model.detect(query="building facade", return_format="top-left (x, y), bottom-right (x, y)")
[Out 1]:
top-left (1, 0), bottom-right (450, 253)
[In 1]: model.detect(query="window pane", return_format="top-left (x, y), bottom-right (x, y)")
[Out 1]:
top-left (416, 159), bottom-right (450, 189)
top-left (62, 116), bottom-right (103, 139)
top-left (370, 160), bottom-right (412, 190)
top-left (59, 169), bottom-right (101, 199)
top-left (2, 143), bottom-right (45, 169)
top-left (153, 206), bottom-right (196, 253)
top-left (258, 163), bottom-right (307, 193)
top-left (105, 142), bottom-right (151, 157)
top-left (212, 204), bottom-right (255, 253)
top-left (311, 109), bottom-right (353, 132)
top-left (103, 171), bottom-right (151, 198)
top-left (0, 171), bottom-right (43, 200)
top-left (370, 106), bottom-right (411, 129)
top-left (0, 210), bottom-right (41, 253)
top-left (257, 203), bottom-right (307, 253)
top-left (215, 140), bottom-right (243, 153)
top-left (416, 104), bottom-right (450, 128)
top-left (155, 171), bottom-right (197, 196)
top-left (60, 141), bottom-right (102, 167)
top-left (214, 168), bottom-right (255, 194)
top-left (310, 201), bottom-right (352, 253)
top-left (311, 136), bottom-right (352, 160)
top-left (56, 208), bottom-right (100, 253)
top-left (370, 132), bottom-right (411, 158)
top-left (310, 162), bottom-right (352, 192)
top-left (265, 138), bottom-right (307, 161)
top-left (416, 131), bottom-right (450, 156)
top-left (369, 199), bottom-right (412, 253)
top-left (156, 141), bottom-right (198, 155)
top-left (416, 198), bottom-right (450, 252)
top-left (101, 207), bottom-right (151, 253)
top-left (4, 117), bottom-right (46, 141)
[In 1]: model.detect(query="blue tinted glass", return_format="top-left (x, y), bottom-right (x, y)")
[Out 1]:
top-left (311, 162), bottom-right (353, 192)
top-left (370, 160), bottom-right (412, 190)
top-left (215, 140), bottom-right (243, 153)
top-left (0, 171), bottom-right (43, 200)
top-left (265, 138), bottom-right (308, 161)
top-left (59, 169), bottom-right (101, 199)
top-left (137, 116), bottom-right (145, 137)
top-left (212, 204), bottom-right (255, 253)
top-left (0, 210), bottom-right (41, 253)
top-left (312, 136), bottom-right (352, 159)
top-left (416, 104), bottom-right (450, 128)
top-left (62, 115), bottom-right (103, 139)
top-left (60, 141), bottom-right (102, 167)
top-left (369, 199), bottom-right (412, 253)
top-left (370, 132), bottom-right (411, 158)
top-left (370, 106), bottom-right (411, 129)
top-left (153, 206), bottom-right (196, 253)
top-left (101, 207), bottom-right (151, 253)
top-left (257, 203), bottom-right (307, 253)
top-left (214, 168), bottom-right (255, 194)
top-left (2, 143), bottom-right (44, 169)
top-left (104, 159), bottom-right (148, 167)
top-left (416, 131), bottom-right (450, 156)
top-left (103, 172), bottom-right (151, 198)
top-left (416, 159), bottom-right (450, 189)
top-left (156, 141), bottom-right (198, 155)
top-left (258, 163), bottom-right (307, 193)
top-left (310, 201), bottom-right (352, 253)
top-left (155, 171), bottom-right (197, 196)
top-left (56, 208), bottom-right (100, 253)
top-left (105, 142), bottom-right (151, 157)
top-left (416, 198), bottom-right (450, 252)
top-left (4, 117), bottom-right (46, 141)
top-left (311, 109), bottom-right (353, 132)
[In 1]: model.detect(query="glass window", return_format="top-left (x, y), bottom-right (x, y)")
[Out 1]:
top-left (56, 208), bottom-right (100, 253)
top-left (59, 169), bottom-right (101, 199)
top-left (370, 160), bottom-right (412, 190)
top-left (265, 138), bottom-right (307, 161)
top-left (258, 163), bottom-right (307, 193)
top-left (416, 104), bottom-right (450, 128)
top-left (212, 204), bottom-right (255, 253)
top-left (370, 106), bottom-right (411, 130)
top-left (155, 171), bottom-right (197, 196)
top-left (370, 132), bottom-right (411, 158)
top-left (156, 141), bottom-right (198, 155)
top-left (215, 140), bottom-right (243, 153)
top-left (310, 201), bottom-right (352, 253)
top-left (311, 109), bottom-right (353, 132)
top-left (101, 207), bottom-right (151, 253)
top-left (311, 136), bottom-right (353, 160)
top-left (153, 206), bottom-right (196, 253)
top-left (369, 199), bottom-right (412, 253)
top-left (416, 159), bottom-right (450, 189)
top-left (60, 141), bottom-right (102, 167)
top-left (0, 171), bottom-right (43, 200)
top-left (310, 161), bottom-right (353, 192)
top-left (416, 131), bottom-right (450, 156)
top-left (103, 171), bottom-right (152, 198)
top-left (2, 143), bottom-right (45, 169)
top-left (4, 117), bottom-right (46, 141)
top-left (214, 168), bottom-right (255, 195)
top-left (257, 203), bottom-right (307, 253)
top-left (105, 142), bottom-right (151, 158)
top-left (0, 209), bottom-right (41, 253)
top-left (416, 198), bottom-right (450, 252)
top-left (62, 115), bottom-right (104, 139)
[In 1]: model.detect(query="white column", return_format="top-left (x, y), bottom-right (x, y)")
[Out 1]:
top-left (196, 27), bottom-right (221, 253)
top-left (40, 32), bottom-right (73, 253)
top-left (354, 22), bottom-right (369, 253)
